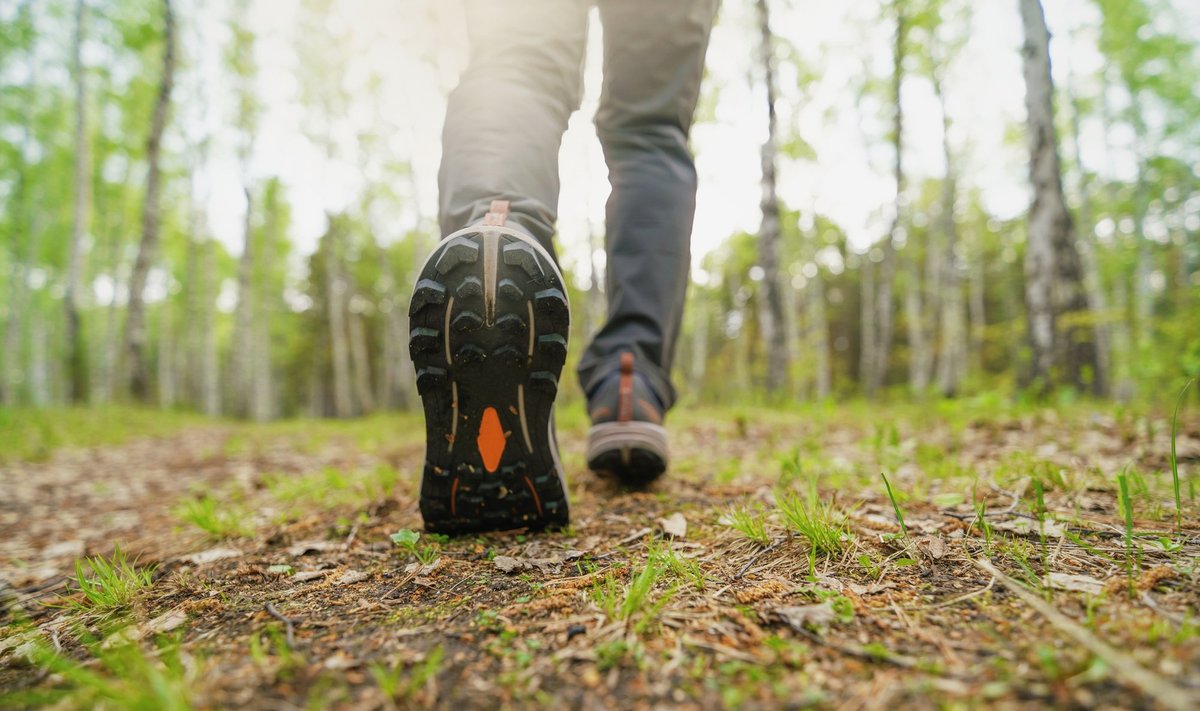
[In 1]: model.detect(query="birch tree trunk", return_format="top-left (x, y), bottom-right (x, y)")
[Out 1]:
top-left (809, 265), bottom-right (831, 399)
top-left (324, 226), bottom-right (354, 418)
top-left (932, 68), bottom-right (966, 396)
top-left (1018, 0), bottom-right (1099, 393)
top-left (65, 0), bottom-right (90, 403)
top-left (869, 0), bottom-right (906, 397)
top-left (231, 187), bottom-right (255, 417)
top-left (859, 259), bottom-right (876, 391)
top-left (967, 226), bottom-right (986, 377)
top-left (200, 238), bottom-right (221, 416)
top-left (754, 0), bottom-right (789, 393)
top-left (183, 166), bottom-right (203, 408)
top-left (123, 0), bottom-right (176, 401)
top-left (157, 301), bottom-right (176, 409)
top-left (348, 305), bottom-right (375, 414)
top-left (905, 260), bottom-right (930, 393)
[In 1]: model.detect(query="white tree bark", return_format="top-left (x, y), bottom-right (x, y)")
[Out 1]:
top-left (1018, 0), bottom-right (1099, 392)
top-left (754, 0), bottom-right (790, 393)
top-left (231, 187), bottom-right (255, 417)
top-left (124, 0), bottom-right (176, 400)
top-left (869, 0), bottom-right (906, 397)
top-left (324, 226), bottom-right (354, 418)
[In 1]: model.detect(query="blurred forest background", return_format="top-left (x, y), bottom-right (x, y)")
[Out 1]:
top-left (1, 0), bottom-right (1198, 420)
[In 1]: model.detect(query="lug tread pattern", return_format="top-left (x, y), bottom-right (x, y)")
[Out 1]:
top-left (410, 229), bottom-right (570, 534)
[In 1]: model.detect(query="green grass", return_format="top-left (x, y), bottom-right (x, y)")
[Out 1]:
top-left (1169, 378), bottom-right (1193, 530)
top-left (0, 406), bottom-right (203, 463)
top-left (266, 465), bottom-right (405, 516)
top-left (880, 472), bottom-right (909, 540)
top-left (592, 551), bottom-right (677, 634)
top-left (776, 490), bottom-right (849, 558)
top-left (723, 503), bottom-right (772, 546)
top-left (647, 538), bottom-right (707, 591)
top-left (0, 632), bottom-right (198, 710)
top-left (1117, 470), bottom-right (1138, 591)
top-left (69, 545), bottom-right (155, 612)
top-left (174, 495), bottom-right (255, 540)
top-left (369, 645), bottom-right (444, 704)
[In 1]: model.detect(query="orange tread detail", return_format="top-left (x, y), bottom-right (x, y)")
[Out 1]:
top-left (477, 407), bottom-right (506, 472)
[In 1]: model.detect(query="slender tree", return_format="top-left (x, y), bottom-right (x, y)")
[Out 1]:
top-left (1017, 0), bottom-right (1100, 393)
top-left (754, 0), bottom-right (789, 392)
top-left (64, 0), bottom-right (90, 402)
top-left (867, 0), bottom-right (907, 397)
top-left (123, 0), bottom-right (176, 400)
top-left (3, 1), bottom-right (37, 406)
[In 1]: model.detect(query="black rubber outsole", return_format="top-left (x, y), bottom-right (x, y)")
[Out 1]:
top-left (587, 449), bottom-right (667, 488)
top-left (409, 226), bottom-right (570, 534)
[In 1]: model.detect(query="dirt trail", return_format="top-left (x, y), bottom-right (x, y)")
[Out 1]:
top-left (1, 408), bottom-right (1198, 709)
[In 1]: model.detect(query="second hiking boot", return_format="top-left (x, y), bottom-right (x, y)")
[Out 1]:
top-left (586, 352), bottom-right (669, 485)
top-left (409, 201), bottom-right (570, 534)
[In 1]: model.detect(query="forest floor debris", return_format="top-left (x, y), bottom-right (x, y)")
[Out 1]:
top-left (2, 400), bottom-right (1199, 709)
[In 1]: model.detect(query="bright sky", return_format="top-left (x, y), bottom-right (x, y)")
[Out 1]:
top-left (192, 0), bottom-right (1197, 284)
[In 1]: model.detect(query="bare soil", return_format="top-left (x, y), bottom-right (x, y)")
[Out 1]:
top-left (1, 404), bottom-right (1198, 709)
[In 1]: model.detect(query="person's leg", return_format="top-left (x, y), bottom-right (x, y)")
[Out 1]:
top-left (416, 1), bottom-right (587, 533)
top-left (577, 0), bottom-right (718, 409)
top-left (438, 0), bottom-right (590, 256)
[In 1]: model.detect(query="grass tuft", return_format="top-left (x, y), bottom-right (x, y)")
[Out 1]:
top-left (174, 495), bottom-right (254, 540)
top-left (369, 645), bottom-right (444, 703)
top-left (776, 490), bottom-right (849, 558)
top-left (723, 503), bottom-right (772, 546)
top-left (593, 551), bottom-right (677, 634)
top-left (880, 472), bottom-right (908, 540)
top-left (70, 545), bottom-right (155, 612)
top-left (0, 630), bottom-right (198, 710)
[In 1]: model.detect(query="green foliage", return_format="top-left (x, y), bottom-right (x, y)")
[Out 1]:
top-left (390, 529), bottom-right (439, 565)
top-left (369, 646), bottom-right (444, 703)
top-left (173, 495), bottom-right (254, 540)
top-left (776, 490), bottom-right (849, 558)
top-left (0, 407), bottom-right (200, 463)
top-left (722, 503), bottom-right (772, 546)
top-left (70, 545), bottom-right (155, 612)
top-left (0, 630), bottom-right (198, 710)
top-left (880, 472), bottom-right (909, 541)
top-left (592, 551), bottom-right (678, 634)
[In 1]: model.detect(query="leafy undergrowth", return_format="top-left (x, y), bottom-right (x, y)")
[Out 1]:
top-left (1, 400), bottom-right (1199, 709)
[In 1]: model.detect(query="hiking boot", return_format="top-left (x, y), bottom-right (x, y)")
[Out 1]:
top-left (409, 201), bottom-right (570, 534)
top-left (586, 352), bottom-right (668, 485)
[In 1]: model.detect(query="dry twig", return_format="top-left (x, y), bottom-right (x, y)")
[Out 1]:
top-left (970, 557), bottom-right (1197, 711)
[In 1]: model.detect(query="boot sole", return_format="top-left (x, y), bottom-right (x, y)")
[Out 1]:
top-left (409, 224), bottom-right (570, 534)
top-left (586, 422), bottom-right (668, 486)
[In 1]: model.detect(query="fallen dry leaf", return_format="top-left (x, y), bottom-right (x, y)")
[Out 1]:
top-left (916, 536), bottom-right (947, 560)
top-left (288, 540), bottom-right (341, 557)
top-left (658, 513), bottom-right (688, 539)
top-left (992, 517), bottom-right (1066, 538)
top-left (334, 570), bottom-right (369, 586)
top-left (183, 547), bottom-right (242, 565)
top-left (143, 607), bottom-right (188, 635)
top-left (1045, 572), bottom-right (1105, 595)
top-left (773, 601), bottom-right (836, 631)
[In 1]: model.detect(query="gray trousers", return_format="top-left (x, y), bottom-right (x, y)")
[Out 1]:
top-left (438, 0), bottom-right (717, 410)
